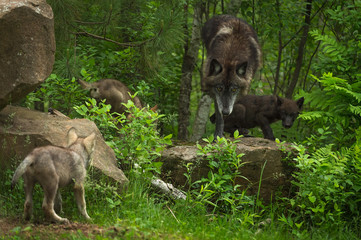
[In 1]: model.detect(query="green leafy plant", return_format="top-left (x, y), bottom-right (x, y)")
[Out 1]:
top-left (75, 97), bottom-right (172, 178)
top-left (310, 2), bottom-right (361, 80)
top-left (24, 74), bottom-right (87, 117)
top-left (298, 73), bottom-right (361, 149)
top-left (115, 98), bottom-right (172, 177)
top-left (287, 142), bottom-right (361, 229)
top-left (187, 133), bottom-right (254, 215)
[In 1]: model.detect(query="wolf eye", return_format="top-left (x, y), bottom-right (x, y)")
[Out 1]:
top-left (231, 87), bottom-right (239, 93)
top-left (216, 86), bottom-right (223, 92)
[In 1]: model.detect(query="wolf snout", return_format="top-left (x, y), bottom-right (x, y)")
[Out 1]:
top-left (222, 108), bottom-right (232, 116)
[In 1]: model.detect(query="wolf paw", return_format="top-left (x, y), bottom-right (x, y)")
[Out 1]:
top-left (57, 217), bottom-right (70, 224)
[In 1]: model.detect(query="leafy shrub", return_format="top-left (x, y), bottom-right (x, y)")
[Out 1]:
top-left (75, 97), bottom-right (172, 178)
top-left (187, 133), bottom-right (255, 217)
top-left (24, 74), bottom-right (87, 117)
top-left (286, 142), bottom-right (361, 229)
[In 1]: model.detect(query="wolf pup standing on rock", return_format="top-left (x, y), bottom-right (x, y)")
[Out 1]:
top-left (210, 95), bottom-right (304, 140)
top-left (11, 128), bottom-right (96, 224)
top-left (201, 15), bottom-right (261, 139)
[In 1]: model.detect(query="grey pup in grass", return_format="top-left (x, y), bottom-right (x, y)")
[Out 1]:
top-left (11, 128), bottom-right (96, 224)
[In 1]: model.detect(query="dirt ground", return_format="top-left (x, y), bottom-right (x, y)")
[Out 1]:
top-left (0, 217), bottom-right (125, 239)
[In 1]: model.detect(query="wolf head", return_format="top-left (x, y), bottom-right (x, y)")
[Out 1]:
top-left (202, 15), bottom-right (261, 116)
top-left (277, 96), bottom-right (304, 128)
top-left (78, 79), bottom-right (102, 99)
top-left (67, 128), bottom-right (96, 167)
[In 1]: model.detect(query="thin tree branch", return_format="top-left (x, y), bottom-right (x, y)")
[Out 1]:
top-left (73, 26), bottom-right (163, 48)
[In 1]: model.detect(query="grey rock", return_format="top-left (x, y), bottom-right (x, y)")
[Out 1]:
top-left (0, 0), bottom-right (55, 110)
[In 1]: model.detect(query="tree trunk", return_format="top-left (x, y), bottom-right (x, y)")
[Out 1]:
top-left (189, 94), bottom-right (213, 142)
top-left (285, 0), bottom-right (312, 98)
top-left (225, 0), bottom-right (243, 15)
top-left (177, 3), bottom-right (202, 140)
top-left (273, 0), bottom-right (283, 95)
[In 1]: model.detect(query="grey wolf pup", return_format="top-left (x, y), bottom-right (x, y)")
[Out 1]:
top-left (78, 78), bottom-right (143, 118)
top-left (11, 128), bottom-right (96, 224)
top-left (202, 15), bottom-right (262, 138)
top-left (210, 95), bottom-right (304, 140)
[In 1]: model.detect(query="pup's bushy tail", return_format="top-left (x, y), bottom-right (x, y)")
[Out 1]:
top-left (11, 156), bottom-right (33, 189)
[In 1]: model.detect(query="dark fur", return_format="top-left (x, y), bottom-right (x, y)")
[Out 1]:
top-left (201, 15), bottom-right (261, 138)
top-left (78, 79), bottom-right (143, 117)
top-left (210, 95), bottom-right (304, 140)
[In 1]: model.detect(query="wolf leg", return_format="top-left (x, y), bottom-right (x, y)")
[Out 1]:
top-left (42, 181), bottom-right (69, 224)
top-left (214, 101), bottom-right (224, 139)
top-left (74, 182), bottom-right (91, 220)
top-left (256, 114), bottom-right (275, 140)
top-left (54, 191), bottom-right (62, 214)
top-left (23, 175), bottom-right (35, 221)
top-left (260, 125), bottom-right (275, 140)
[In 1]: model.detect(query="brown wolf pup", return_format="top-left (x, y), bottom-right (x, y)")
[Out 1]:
top-left (210, 95), bottom-right (304, 140)
top-left (78, 78), bottom-right (143, 118)
top-left (202, 15), bottom-right (262, 139)
top-left (11, 128), bottom-right (96, 224)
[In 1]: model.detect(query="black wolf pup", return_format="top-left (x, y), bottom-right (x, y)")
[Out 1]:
top-left (202, 15), bottom-right (262, 139)
top-left (210, 95), bottom-right (304, 140)
top-left (11, 128), bottom-right (96, 224)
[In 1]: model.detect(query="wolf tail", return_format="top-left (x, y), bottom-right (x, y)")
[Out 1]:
top-left (11, 156), bottom-right (33, 189)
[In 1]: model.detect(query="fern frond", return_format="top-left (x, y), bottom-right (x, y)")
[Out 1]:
top-left (299, 111), bottom-right (329, 121)
top-left (348, 105), bottom-right (361, 117)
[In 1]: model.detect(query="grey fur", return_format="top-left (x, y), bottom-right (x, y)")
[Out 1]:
top-left (201, 15), bottom-right (261, 138)
top-left (78, 78), bottom-right (143, 117)
top-left (11, 128), bottom-right (96, 224)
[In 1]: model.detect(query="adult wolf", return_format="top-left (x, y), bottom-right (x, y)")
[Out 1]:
top-left (210, 95), bottom-right (304, 140)
top-left (202, 15), bottom-right (261, 139)
top-left (11, 128), bottom-right (96, 224)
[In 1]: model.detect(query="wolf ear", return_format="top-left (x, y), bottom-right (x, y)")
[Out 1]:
top-left (209, 59), bottom-right (222, 76)
top-left (276, 96), bottom-right (283, 106)
top-left (150, 105), bottom-right (158, 112)
top-left (236, 62), bottom-right (248, 77)
top-left (83, 132), bottom-right (96, 155)
top-left (78, 79), bottom-right (94, 90)
top-left (67, 127), bottom-right (78, 147)
top-left (297, 97), bottom-right (305, 109)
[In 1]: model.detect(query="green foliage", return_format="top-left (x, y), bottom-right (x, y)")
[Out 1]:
top-left (298, 73), bottom-right (361, 149)
top-left (115, 99), bottom-right (172, 177)
top-left (186, 133), bottom-right (255, 217)
top-left (286, 143), bottom-right (361, 229)
top-left (74, 98), bottom-right (121, 138)
top-left (47, 0), bottom-right (185, 132)
top-left (24, 74), bottom-right (87, 117)
top-left (310, 1), bottom-right (361, 81)
top-left (75, 97), bottom-right (172, 178)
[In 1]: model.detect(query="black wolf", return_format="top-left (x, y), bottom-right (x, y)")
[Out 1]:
top-left (11, 128), bottom-right (96, 224)
top-left (210, 95), bottom-right (304, 140)
top-left (201, 15), bottom-right (262, 139)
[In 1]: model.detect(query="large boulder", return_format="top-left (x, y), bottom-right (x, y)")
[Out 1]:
top-left (0, 0), bottom-right (55, 111)
top-left (0, 106), bottom-right (129, 189)
top-left (160, 138), bottom-right (294, 203)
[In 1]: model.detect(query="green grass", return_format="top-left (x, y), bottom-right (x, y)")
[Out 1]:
top-left (1, 169), bottom-right (360, 240)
